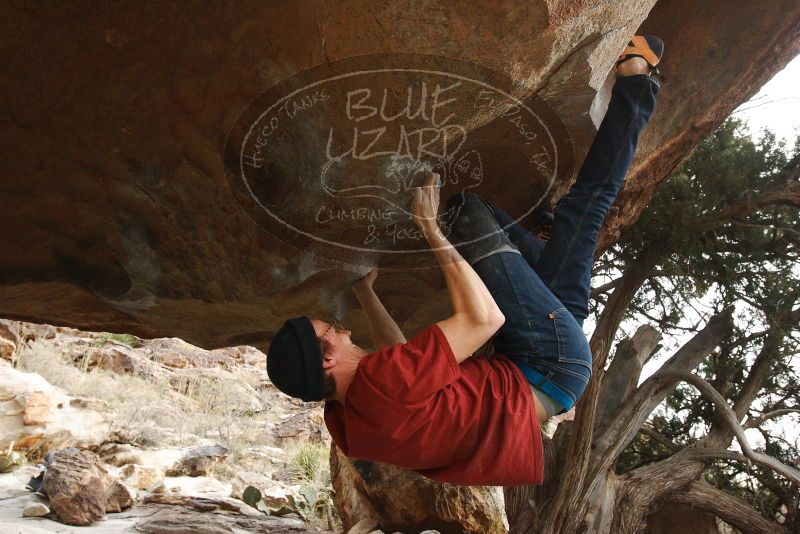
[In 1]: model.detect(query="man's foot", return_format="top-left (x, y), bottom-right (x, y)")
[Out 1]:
top-left (616, 35), bottom-right (664, 76)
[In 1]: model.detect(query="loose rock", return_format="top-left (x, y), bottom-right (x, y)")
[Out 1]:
top-left (167, 445), bottom-right (228, 477)
top-left (347, 518), bottom-right (381, 534)
top-left (105, 478), bottom-right (135, 513)
top-left (22, 502), bottom-right (50, 517)
top-left (120, 463), bottom-right (163, 490)
top-left (147, 481), bottom-right (167, 494)
top-left (42, 448), bottom-right (108, 525)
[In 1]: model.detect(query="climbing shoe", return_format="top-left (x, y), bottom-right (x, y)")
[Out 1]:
top-left (616, 35), bottom-right (664, 75)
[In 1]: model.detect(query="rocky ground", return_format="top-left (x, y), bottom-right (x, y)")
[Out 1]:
top-left (0, 318), bottom-right (356, 533)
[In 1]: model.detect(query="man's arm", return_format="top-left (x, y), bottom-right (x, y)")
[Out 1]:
top-left (412, 172), bottom-right (505, 363)
top-left (351, 268), bottom-right (407, 349)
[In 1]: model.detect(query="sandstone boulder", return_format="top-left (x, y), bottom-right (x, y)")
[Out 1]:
top-left (41, 449), bottom-right (110, 526)
top-left (119, 463), bottom-right (164, 490)
top-left (0, 363), bottom-right (111, 461)
top-left (40, 448), bottom-right (135, 525)
top-left (230, 471), bottom-right (275, 500)
top-left (166, 445), bottom-right (229, 477)
top-left (0, 320), bottom-right (18, 361)
top-left (331, 446), bottom-right (507, 534)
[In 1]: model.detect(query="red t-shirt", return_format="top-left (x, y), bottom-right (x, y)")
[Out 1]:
top-left (324, 324), bottom-right (543, 486)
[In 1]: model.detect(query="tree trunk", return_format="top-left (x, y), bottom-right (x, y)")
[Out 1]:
top-left (668, 480), bottom-right (790, 534)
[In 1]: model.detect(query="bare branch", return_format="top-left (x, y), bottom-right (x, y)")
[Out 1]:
top-left (597, 325), bottom-right (662, 427)
top-left (593, 309), bottom-right (733, 469)
top-left (638, 426), bottom-right (681, 453)
top-left (657, 370), bottom-right (755, 460)
top-left (679, 448), bottom-right (800, 487)
top-left (745, 408), bottom-right (800, 429)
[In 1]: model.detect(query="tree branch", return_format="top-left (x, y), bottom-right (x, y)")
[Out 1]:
top-left (657, 370), bottom-right (755, 460)
top-left (667, 479), bottom-right (789, 534)
top-left (590, 277), bottom-right (623, 299)
top-left (593, 309), bottom-right (733, 469)
top-left (745, 408), bottom-right (800, 429)
top-left (721, 304), bottom-right (800, 431)
top-left (638, 426), bottom-right (681, 453)
top-left (597, 325), bottom-right (662, 428)
top-left (679, 447), bottom-right (800, 487)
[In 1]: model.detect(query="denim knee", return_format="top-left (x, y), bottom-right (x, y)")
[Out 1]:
top-left (445, 192), bottom-right (492, 225)
top-left (445, 193), bottom-right (518, 264)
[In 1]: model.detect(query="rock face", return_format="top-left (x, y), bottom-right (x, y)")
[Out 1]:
top-left (0, 362), bottom-right (112, 462)
top-left (0, 320), bottom-right (18, 362)
top-left (1, 319), bottom-right (340, 532)
top-left (134, 505), bottom-right (310, 534)
top-left (1, 2), bottom-right (798, 349)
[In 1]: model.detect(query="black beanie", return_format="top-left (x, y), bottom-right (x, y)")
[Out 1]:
top-left (266, 316), bottom-right (325, 402)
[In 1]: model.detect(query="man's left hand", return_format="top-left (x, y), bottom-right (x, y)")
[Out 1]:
top-left (352, 268), bottom-right (378, 292)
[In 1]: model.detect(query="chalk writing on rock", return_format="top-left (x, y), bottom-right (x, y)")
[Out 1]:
top-left (224, 54), bottom-right (572, 268)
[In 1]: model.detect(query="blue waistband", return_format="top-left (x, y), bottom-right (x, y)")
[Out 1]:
top-left (517, 363), bottom-right (574, 412)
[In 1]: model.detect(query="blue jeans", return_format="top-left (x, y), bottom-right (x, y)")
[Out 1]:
top-left (446, 74), bottom-right (659, 412)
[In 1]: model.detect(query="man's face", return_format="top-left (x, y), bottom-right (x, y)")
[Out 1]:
top-left (311, 319), bottom-right (354, 370)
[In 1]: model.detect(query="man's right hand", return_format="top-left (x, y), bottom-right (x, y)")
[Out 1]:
top-left (409, 171), bottom-right (505, 364)
top-left (411, 171), bottom-right (442, 235)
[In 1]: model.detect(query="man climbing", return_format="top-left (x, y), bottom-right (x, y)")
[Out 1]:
top-left (266, 36), bottom-right (663, 486)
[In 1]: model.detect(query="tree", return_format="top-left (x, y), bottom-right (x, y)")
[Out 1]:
top-left (506, 119), bottom-right (800, 533)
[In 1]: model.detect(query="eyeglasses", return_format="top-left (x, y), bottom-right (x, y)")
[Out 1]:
top-left (319, 318), bottom-right (345, 341)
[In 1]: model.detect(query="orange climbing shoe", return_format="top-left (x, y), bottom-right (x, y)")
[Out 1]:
top-left (616, 35), bottom-right (664, 74)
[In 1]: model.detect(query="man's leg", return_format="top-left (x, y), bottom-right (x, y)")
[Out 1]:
top-left (446, 193), bottom-right (591, 414)
top-left (442, 64), bottom-right (659, 414)
top-left (536, 72), bottom-right (660, 323)
top-left (445, 192), bottom-right (547, 268)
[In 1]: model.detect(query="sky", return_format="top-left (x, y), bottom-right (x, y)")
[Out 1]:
top-left (733, 55), bottom-right (800, 145)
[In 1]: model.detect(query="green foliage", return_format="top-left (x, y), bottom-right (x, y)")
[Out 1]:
top-left (0, 444), bottom-right (27, 473)
top-left (596, 119), bottom-right (799, 347)
top-left (246, 485), bottom-right (335, 523)
top-left (242, 486), bottom-right (262, 508)
top-left (289, 441), bottom-right (330, 483)
top-left (239, 442), bottom-right (337, 528)
top-left (93, 332), bottom-right (142, 348)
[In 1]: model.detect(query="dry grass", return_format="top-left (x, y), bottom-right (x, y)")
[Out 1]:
top-left (15, 340), bottom-right (267, 472)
